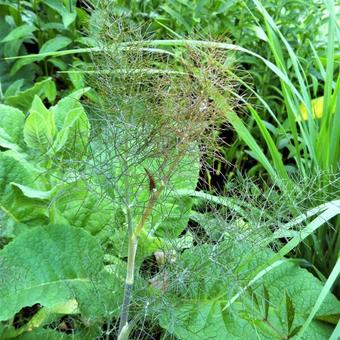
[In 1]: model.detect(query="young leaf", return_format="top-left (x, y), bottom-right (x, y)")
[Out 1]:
top-left (4, 78), bottom-right (55, 112)
top-left (51, 88), bottom-right (91, 128)
top-left (50, 106), bottom-right (90, 158)
top-left (23, 95), bottom-right (56, 152)
top-left (51, 107), bottom-right (82, 147)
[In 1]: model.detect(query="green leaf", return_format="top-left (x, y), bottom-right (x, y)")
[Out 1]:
top-left (51, 88), bottom-right (90, 127)
top-left (126, 152), bottom-right (200, 238)
top-left (40, 36), bottom-right (72, 54)
top-left (1, 24), bottom-right (36, 43)
top-left (0, 224), bottom-right (119, 321)
top-left (0, 104), bottom-right (25, 146)
top-left (16, 328), bottom-right (98, 339)
top-left (0, 153), bottom-right (48, 224)
top-left (50, 104), bottom-right (90, 158)
top-left (0, 128), bottom-right (21, 151)
top-left (24, 95), bottom-right (56, 152)
top-left (51, 107), bottom-right (83, 152)
top-left (160, 301), bottom-right (255, 339)
top-left (158, 241), bottom-right (340, 339)
top-left (297, 256), bottom-right (340, 338)
top-left (68, 61), bottom-right (85, 89)
top-left (10, 183), bottom-right (52, 200)
top-left (9, 56), bottom-right (41, 76)
top-left (3, 79), bottom-right (24, 97)
top-left (44, 79), bottom-right (57, 103)
top-left (54, 181), bottom-right (114, 235)
top-left (4, 78), bottom-right (55, 112)
top-left (329, 321), bottom-right (340, 340)
top-left (44, 0), bottom-right (77, 28)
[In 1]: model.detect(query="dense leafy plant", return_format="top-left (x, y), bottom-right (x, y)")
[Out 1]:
top-left (0, 0), bottom-right (91, 106)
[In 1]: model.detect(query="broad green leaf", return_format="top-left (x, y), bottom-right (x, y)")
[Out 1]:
top-left (51, 107), bottom-right (83, 153)
top-left (44, 79), bottom-right (57, 102)
top-left (48, 57), bottom-right (68, 71)
top-left (297, 256), bottom-right (340, 338)
top-left (3, 39), bottom-right (24, 58)
top-left (1, 24), bottom-right (36, 43)
top-left (0, 104), bottom-right (25, 145)
top-left (4, 78), bottom-right (54, 112)
top-left (51, 88), bottom-right (91, 128)
top-left (110, 225), bottom-right (193, 264)
top-left (50, 104), bottom-right (90, 158)
top-left (120, 151), bottom-right (200, 238)
top-left (40, 36), bottom-right (72, 54)
top-left (0, 224), bottom-right (120, 321)
top-left (285, 291), bottom-right (295, 333)
top-left (158, 241), bottom-right (340, 339)
top-left (3, 79), bottom-right (24, 97)
top-left (0, 128), bottom-right (21, 151)
top-left (0, 153), bottom-right (48, 224)
top-left (68, 70), bottom-right (85, 89)
top-left (61, 11), bottom-right (77, 28)
top-left (24, 95), bottom-right (56, 152)
top-left (16, 328), bottom-right (98, 339)
top-left (160, 301), bottom-right (256, 339)
top-left (10, 183), bottom-right (52, 200)
top-left (54, 181), bottom-right (114, 235)
top-left (68, 60), bottom-right (86, 89)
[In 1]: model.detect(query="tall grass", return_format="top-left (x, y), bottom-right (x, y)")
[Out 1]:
top-left (243, 0), bottom-right (340, 281)
top-left (251, 0), bottom-right (340, 175)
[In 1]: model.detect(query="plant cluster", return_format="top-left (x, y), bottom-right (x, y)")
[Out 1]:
top-left (0, 0), bottom-right (92, 106)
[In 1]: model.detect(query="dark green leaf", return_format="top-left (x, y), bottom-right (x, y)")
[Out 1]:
top-left (4, 78), bottom-right (54, 112)
top-left (1, 24), bottom-right (36, 43)
top-left (40, 36), bottom-right (72, 54)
